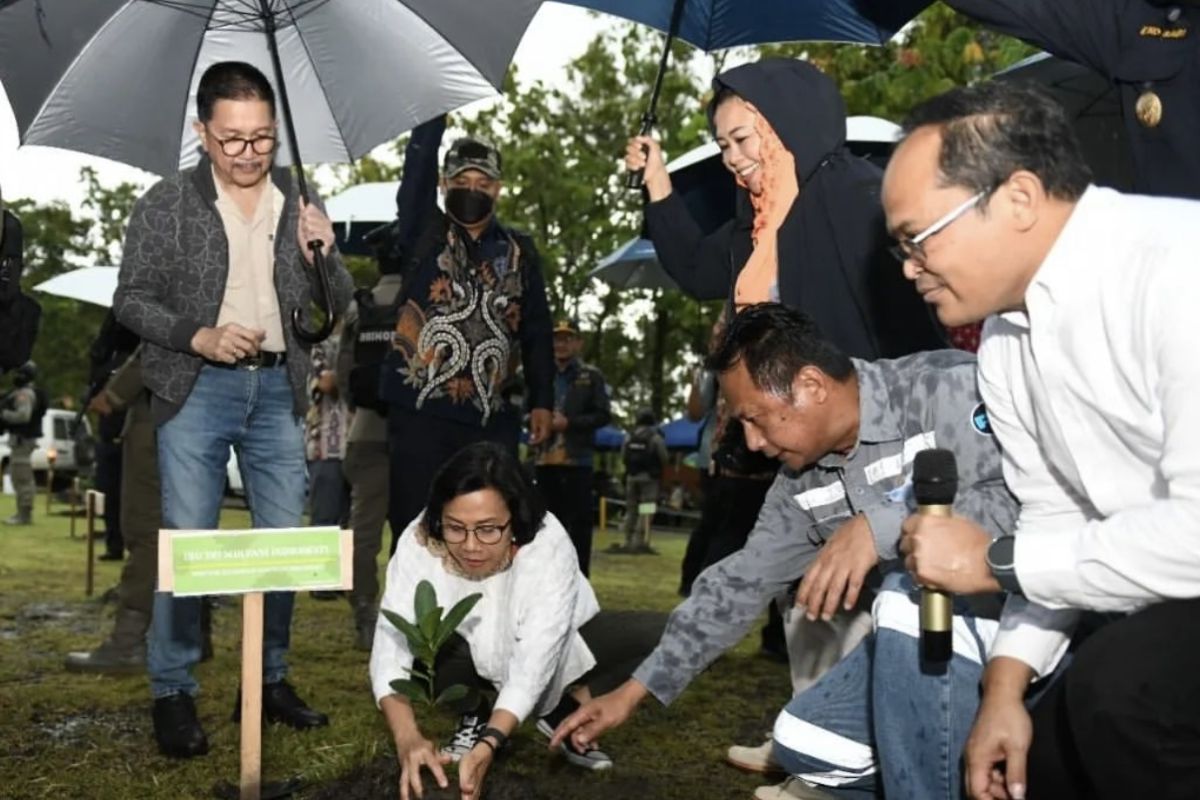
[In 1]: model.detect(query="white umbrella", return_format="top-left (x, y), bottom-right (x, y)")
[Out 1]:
top-left (34, 266), bottom-right (120, 308)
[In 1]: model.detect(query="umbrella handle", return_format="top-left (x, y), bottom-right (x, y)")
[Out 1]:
top-left (626, 112), bottom-right (657, 191)
top-left (290, 241), bottom-right (336, 344)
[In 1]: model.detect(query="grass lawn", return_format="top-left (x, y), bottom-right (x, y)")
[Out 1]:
top-left (0, 491), bottom-right (791, 799)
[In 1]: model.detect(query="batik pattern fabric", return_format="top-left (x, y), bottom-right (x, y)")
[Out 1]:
top-left (392, 227), bottom-right (524, 426)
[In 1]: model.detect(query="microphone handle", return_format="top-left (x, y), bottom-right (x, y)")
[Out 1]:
top-left (919, 503), bottom-right (953, 662)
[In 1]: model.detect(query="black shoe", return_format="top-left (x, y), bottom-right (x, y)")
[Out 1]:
top-left (98, 552), bottom-right (124, 561)
top-left (234, 680), bottom-right (329, 729)
top-left (153, 693), bottom-right (209, 758)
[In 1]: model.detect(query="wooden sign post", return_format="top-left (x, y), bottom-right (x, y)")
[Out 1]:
top-left (158, 526), bottom-right (352, 800)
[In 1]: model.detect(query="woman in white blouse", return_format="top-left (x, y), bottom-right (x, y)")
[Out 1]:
top-left (369, 442), bottom-right (661, 800)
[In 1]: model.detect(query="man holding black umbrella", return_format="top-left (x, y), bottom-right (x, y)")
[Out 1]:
top-left (115, 61), bottom-right (353, 759)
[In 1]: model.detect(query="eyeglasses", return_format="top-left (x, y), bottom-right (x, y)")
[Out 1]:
top-left (441, 519), bottom-right (511, 545)
top-left (889, 191), bottom-right (986, 265)
top-left (212, 134), bottom-right (277, 157)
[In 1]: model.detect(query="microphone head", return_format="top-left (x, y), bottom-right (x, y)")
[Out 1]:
top-left (913, 448), bottom-right (958, 505)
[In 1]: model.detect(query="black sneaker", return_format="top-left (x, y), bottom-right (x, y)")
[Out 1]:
top-left (440, 712), bottom-right (487, 763)
top-left (535, 717), bottom-right (613, 770)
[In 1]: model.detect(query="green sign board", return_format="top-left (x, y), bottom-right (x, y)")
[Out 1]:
top-left (159, 526), bottom-right (351, 597)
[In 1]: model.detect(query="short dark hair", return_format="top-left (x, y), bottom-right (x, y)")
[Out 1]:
top-left (196, 61), bottom-right (276, 123)
top-left (900, 81), bottom-right (1091, 202)
top-left (706, 303), bottom-right (854, 397)
top-left (422, 442), bottom-right (545, 546)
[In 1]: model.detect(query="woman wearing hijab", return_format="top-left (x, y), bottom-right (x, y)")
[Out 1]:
top-left (369, 442), bottom-right (662, 800)
top-left (626, 57), bottom-right (944, 359)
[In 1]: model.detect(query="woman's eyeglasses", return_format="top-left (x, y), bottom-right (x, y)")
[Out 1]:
top-left (441, 519), bottom-right (511, 545)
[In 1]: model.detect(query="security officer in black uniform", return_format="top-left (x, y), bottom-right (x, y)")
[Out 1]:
top-left (947, 0), bottom-right (1200, 198)
top-left (533, 318), bottom-right (611, 576)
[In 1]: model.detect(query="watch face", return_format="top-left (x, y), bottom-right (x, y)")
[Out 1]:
top-left (988, 537), bottom-right (1016, 571)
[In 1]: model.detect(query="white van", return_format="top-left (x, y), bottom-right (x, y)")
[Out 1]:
top-left (0, 408), bottom-right (93, 485)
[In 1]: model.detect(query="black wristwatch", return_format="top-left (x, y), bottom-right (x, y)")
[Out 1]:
top-left (478, 726), bottom-right (508, 752)
top-left (986, 535), bottom-right (1023, 594)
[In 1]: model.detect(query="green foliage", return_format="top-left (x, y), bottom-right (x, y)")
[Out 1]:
top-left (385, 579), bottom-right (482, 707)
top-left (757, 5), bottom-right (1035, 120)
top-left (6, 167), bottom-right (141, 404)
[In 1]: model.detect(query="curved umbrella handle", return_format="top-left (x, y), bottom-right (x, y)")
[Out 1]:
top-left (291, 240), bottom-right (336, 343)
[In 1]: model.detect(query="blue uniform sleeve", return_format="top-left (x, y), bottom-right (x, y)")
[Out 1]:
top-left (946, 0), bottom-right (1125, 76)
top-left (393, 115), bottom-right (447, 257)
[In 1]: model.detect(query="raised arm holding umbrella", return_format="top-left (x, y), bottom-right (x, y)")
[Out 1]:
top-left (558, 0), bottom-right (932, 187)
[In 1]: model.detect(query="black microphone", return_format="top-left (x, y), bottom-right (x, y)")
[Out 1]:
top-left (912, 448), bottom-right (957, 663)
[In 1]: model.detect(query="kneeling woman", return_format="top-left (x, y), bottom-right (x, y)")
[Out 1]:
top-left (369, 442), bottom-right (662, 800)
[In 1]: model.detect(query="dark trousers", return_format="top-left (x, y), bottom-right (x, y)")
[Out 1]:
top-left (117, 410), bottom-right (159, 617)
top-left (308, 458), bottom-right (350, 527)
top-left (386, 407), bottom-right (520, 555)
top-left (679, 472), bottom-right (773, 595)
top-left (94, 439), bottom-right (123, 556)
top-left (429, 610), bottom-right (667, 715)
top-left (1027, 598), bottom-right (1200, 800)
top-left (536, 465), bottom-right (595, 576)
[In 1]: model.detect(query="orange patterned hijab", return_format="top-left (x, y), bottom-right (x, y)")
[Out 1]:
top-left (733, 108), bottom-right (800, 308)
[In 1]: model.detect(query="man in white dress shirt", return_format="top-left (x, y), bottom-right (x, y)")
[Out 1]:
top-left (882, 81), bottom-right (1200, 800)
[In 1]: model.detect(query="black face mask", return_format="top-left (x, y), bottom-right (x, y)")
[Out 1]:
top-left (445, 187), bottom-right (495, 226)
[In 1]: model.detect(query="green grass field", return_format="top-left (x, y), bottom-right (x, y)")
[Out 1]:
top-left (0, 491), bottom-right (791, 800)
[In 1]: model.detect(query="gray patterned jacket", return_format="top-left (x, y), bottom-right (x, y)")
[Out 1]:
top-left (632, 349), bottom-right (1019, 704)
top-left (114, 158), bottom-right (353, 422)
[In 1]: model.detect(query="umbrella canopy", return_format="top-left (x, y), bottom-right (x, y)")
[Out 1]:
top-left (594, 425), bottom-right (627, 451)
top-left (589, 237), bottom-right (681, 291)
top-left (591, 116), bottom-right (902, 292)
top-left (555, 0), bottom-right (931, 50)
top-left (0, 0), bottom-right (541, 176)
top-left (33, 266), bottom-right (120, 308)
top-left (660, 416), bottom-right (702, 450)
top-left (995, 52), bottom-right (1133, 192)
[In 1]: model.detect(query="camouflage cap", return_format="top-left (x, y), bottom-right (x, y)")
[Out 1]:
top-left (443, 137), bottom-right (502, 179)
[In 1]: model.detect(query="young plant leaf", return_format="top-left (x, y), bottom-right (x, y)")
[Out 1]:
top-left (436, 592), bottom-right (482, 648)
top-left (418, 606), bottom-right (441, 641)
top-left (381, 609), bottom-right (425, 652)
top-left (435, 684), bottom-right (470, 707)
top-left (389, 678), bottom-right (430, 705)
top-left (414, 580), bottom-right (437, 621)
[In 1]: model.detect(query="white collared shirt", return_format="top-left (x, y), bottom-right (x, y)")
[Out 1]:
top-left (978, 186), bottom-right (1200, 677)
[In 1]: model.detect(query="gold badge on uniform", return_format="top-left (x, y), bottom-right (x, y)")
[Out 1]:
top-left (1136, 90), bottom-right (1164, 128)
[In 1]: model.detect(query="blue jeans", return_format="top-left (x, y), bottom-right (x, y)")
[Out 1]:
top-left (148, 364), bottom-right (307, 698)
top-left (772, 572), bottom-right (997, 800)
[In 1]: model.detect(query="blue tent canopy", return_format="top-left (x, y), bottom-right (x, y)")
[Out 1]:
top-left (660, 416), bottom-right (702, 451)
top-left (594, 425), bottom-right (626, 451)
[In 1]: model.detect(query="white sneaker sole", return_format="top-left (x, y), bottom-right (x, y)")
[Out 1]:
top-left (535, 718), bottom-right (613, 771)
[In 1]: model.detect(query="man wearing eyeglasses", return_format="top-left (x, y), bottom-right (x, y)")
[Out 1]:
top-left (883, 80), bottom-right (1200, 799)
top-left (115, 60), bottom-right (353, 759)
